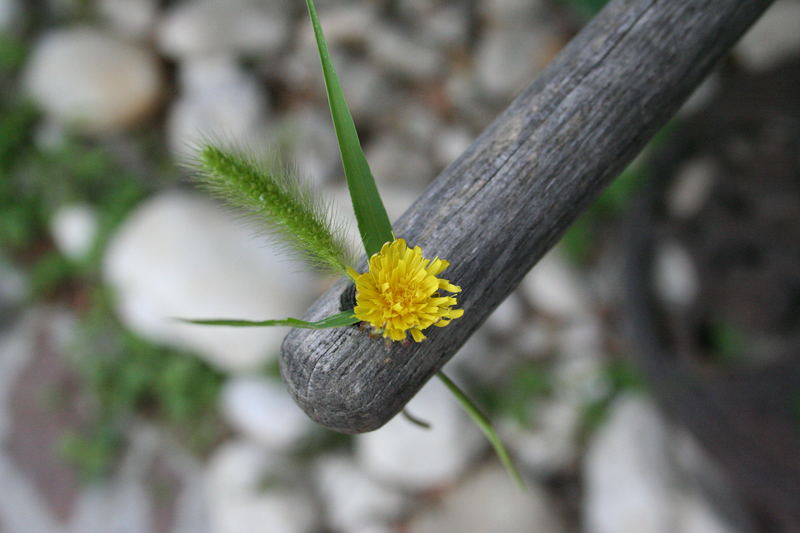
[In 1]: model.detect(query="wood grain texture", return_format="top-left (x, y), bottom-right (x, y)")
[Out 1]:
top-left (281, 0), bottom-right (774, 433)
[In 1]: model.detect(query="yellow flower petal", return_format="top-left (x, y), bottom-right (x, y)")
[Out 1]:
top-left (351, 238), bottom-right (464, 342)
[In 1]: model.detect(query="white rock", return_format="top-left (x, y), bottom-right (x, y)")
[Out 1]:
top-left (554, 321), bottom-right (606, 405)
top-left (407, 463), bottom-right (565, 533)
top-left (735, 0), bottom-right (800, 71)
top-left (327, 182), bottom-right (417, 248)
top-left (444, 329), bottom-right (515, 386)
top-left (367, 25), bottom-right (444, 81)
top-left (679, 73), bottom-right (720, 116)
top-left (356, 378), bottom-right (485, 490)
top-left (49, 203), bottom-right (98, 260)
top-left (475, 25), bottom-right (552, 100)
top-left (653, 241), bottom-right (699, 308)
top-left (158, 0), bottom-right (289, 59)
top-left (314, 454), bottom-right (406, 533)
top-left (510, 319), bottom-right (554, 359)
top-left (0, 0), bottom-right (20, 31)
top-left (444, 69), bottom-right (497, 129)
top-left (315, 5), bottom-right (376, 46)
top-left (103, 191), bottom-right (316, 373)
top-left (168, 56), bottom-right (268, 158)
top-left (584, 394), bottom-right (676, 533)
top-left (98, 0), bottom-right (158, 40)
top-left (419, 4), bottom-right (470, 48)
top-left (504, 398), bottom-right (580, 476)
top-left (522, 247), bottom-right (591, 321)
top-left (391, 102), bottom-right (443, 151)
top-left (485, 294), bottom-right (525, 335)
top-left (334, 59), bottom-right (395, 121)
top-left (24, 28), bottom-right (163, 133)
top-left (277, 107), bottom-right (341, 185)
top-left (584, 394), bottom-right (747, 533)
top-left (667, 157), bottom-right (715, 219)
top-left (0, 258), bottom-right (25, 311)
top-left (366, 133), bottom-right (435, 189)
top-left (221, 377), bottom-right (314, 451)
top-left (677, 492), bottom-right (741, 533)
top-left (433, 127), bottom-right (473, 169)
top-left (480, 0), bottom-right (547, 23)
top-left (206, 440), bottom-right (318, 533)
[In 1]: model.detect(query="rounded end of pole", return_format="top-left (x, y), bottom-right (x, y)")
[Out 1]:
top-left (279, 280), bottom-right (442, 434)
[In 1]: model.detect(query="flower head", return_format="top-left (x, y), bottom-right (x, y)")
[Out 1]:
top-left (347, 238), bottom-right (464, 342)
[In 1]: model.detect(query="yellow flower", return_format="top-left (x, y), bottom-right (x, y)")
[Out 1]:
top-left (347, 238), bottom-right (464, 342)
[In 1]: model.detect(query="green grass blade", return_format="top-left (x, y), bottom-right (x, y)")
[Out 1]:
top-left (178, 311), bottom-right (359, 329)
top-left (305, 0), bottom-right (394, 257)
top-left (436, 371), bottom-right (527, 490)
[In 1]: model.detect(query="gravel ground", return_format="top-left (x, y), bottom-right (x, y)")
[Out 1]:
top-left (0, 0), bottom-right (798, 532)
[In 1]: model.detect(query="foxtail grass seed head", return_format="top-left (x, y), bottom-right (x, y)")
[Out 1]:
top-left (193, 144), bottom-right (355, 275)
top-left (347, 238), bottom-right (464, 343)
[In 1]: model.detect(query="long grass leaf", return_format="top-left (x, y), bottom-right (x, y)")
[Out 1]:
top-left (305, 0), bottom-right (394, 257)
top-left (178, 311), bottom-right (359, 329)
top-left (437, 371), bottom-right (527, 490)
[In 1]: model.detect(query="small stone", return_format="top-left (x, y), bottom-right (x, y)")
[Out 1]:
top-left (653, 241), bottom-right (699, 308)
top-left (390, 102), bottom-right (443, 152)
top-left (316, 5), bottom-right (376, 46)
top-left (221, 377), bottom-right (314, 451)
top-left (314, 454), bottom-right (406, 533)
top-left (103, 191), bottom-right (316, 373)
top-left (479, 0), bottom-right (547, 23)
top-left (407, 463), bottom-right (566, 533)
top-left (0, 258), bottom-right (26, 313)
top-left (206, 440), bottom-right (318, 533)
top-left (419, 4), bottom-right (470, 49)
top-left (98, 0), bottom-right (158, 40)
top-left (444, 329), bottom-right (516, 386)
top-left (735, 0), bottom-right (800, 71)
top-left (335, 58), bottom-right (396, 121)
top-left (667, 157), bottom-right (715, 219)
top-left (584, 394), bottom-right (676, 533)
top-left (679, 74), bottom-right (720, 116)
top-left (0, 0), bottom-right (20, 31)
top-left (484, 293), bottom-right (525, 335)
top-left (167, 57), bottom-right (269, 158)
top-left (521, 247), bottom-right (592, 321)
top-left (433, 127), bottom-right (473, 169)
top-left (49, 204), bottom-right (98, 260)
top-left (366, 133), bottom-right (435, 189)
top-left (503, 399), bottom-right (580, 476)
top-left (355, 378), bottom-right (484, 490)
top-left (277, 107), bottom-right (341, 185)
top-left (367, 25), bottom-right (445, 82)
top-left (444, 69), bottom-right (497, 129)
top-left (24, 28), bottom-right (163, 133)
top-left (584, 394), bottom-right (747, 533)
top-left (326, 183), bottom-right (417, 251)
top-left (158, 0), bottom-right (289, 59)
top-left (554, 320), bottom-right (606, 405)
top-left (474, 25), bottom-right (553, 100)
top-left (511, 320), bottom-right (554, 359)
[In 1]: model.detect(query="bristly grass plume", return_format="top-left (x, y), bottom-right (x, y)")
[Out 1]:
top-left (193, 144), bottom-right (355, 275)
top-left (183, 0), bottom-right (524, 490)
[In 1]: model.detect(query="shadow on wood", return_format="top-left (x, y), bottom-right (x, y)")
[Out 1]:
top-left (281, 0), bottom-right (774, 434)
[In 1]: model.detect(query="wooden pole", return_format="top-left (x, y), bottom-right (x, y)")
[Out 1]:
top-left (281, 0), bottom-right (774, 433)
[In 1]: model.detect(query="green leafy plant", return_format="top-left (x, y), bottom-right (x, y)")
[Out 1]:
top-left (184, 0), bottom-right (524, 488)
top-left (66, 287), bottom-right (226, 480)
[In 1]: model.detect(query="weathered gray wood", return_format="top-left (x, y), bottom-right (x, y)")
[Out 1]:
top-left (281, 0), bottom-right (773, 433)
